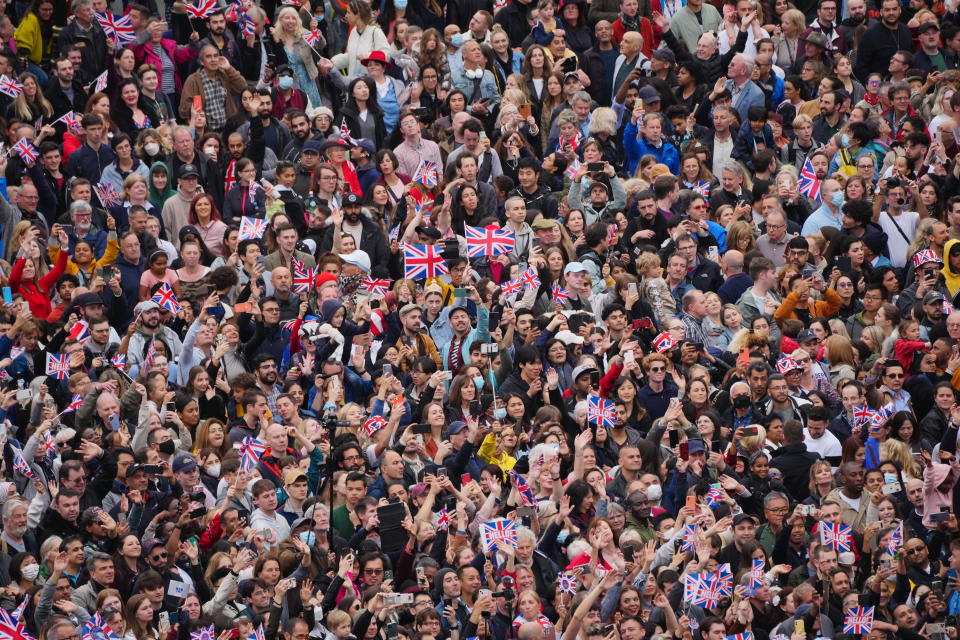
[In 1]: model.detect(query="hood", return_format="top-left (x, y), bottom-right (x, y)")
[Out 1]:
top-left (942, 239), bottom-right (960, 297)
top-left (319, 299), bottom-right (343, 324)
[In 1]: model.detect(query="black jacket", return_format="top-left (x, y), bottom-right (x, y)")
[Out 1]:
top-left (318, 216), bottom-right (390, 272)
top-left (769, 442), bottom-right (822, 502)
top-left (57, 21), bottom-right (107, 84)
top-left (44, 79), bottom-right (89, 127)
top-left (509, 184), bottom-right (559, 221)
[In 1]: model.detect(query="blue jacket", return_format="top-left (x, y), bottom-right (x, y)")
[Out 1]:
top-left (732, 121), bottom-right (776, 169)
top-left (435, 305), bottom-right (491, 370)
top-left (623, 121), bottom-right (680, 176)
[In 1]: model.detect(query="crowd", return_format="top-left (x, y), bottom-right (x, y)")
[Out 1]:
top-left (1, 0), bottom-right (960, 640)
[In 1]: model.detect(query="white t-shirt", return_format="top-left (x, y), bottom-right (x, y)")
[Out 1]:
top-left (803, 429), bottom-right (843, 458)
top-left (878, 210), bottom-right (919, 268)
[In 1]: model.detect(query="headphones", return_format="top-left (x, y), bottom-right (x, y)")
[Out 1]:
top-left (464, 68), bottom-right (484, 80)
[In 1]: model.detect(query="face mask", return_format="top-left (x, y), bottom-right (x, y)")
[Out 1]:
top-left (451, 33), bottom-right (464, 47)
top-left (205, 463), bottom-right (221, 477)
top-left (831, 190), bottom-right (844, 207)
top-left (21, 564), bottom-right (39, 581)
top-left (394, 0), bottom-right (408, 8)
top-left (473, 376), bottom-right (485, 390)
top-left (645, 483), bottom-right (662, 502)
top-left (158, 440), bottom-right (176, 455)
top-left (493, 407), bottom-right (507, 420)
top-left (278, 76), bottom-right (294, 90)
top-left (733, 395), bottom-right (752, 409)
top-left (840, 134), bottom-right (850, 148)
top-left (299, 531), bottom-right (316, 546)
top-left (144, 142), bottom-right (160, 156)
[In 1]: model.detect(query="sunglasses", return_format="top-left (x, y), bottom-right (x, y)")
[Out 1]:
top-left (886, 372), bottom-right (905, 379)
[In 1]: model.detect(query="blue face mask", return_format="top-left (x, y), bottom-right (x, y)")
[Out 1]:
top-left (278, 76), bottom-right (294, 90)
top-left (473, 376), bottom-right (484, 390)
top-left (831, 190), bottom-right (844, 207)
top-left (394, 0), bottom-right (408, 8)
top-left (493, 407), bottom-right (507, 420)
top-left (451, 33), bottom-right (464, 47)
top-left (840, 134), bottom-right (850, 148)
top-left (299, 531), bottom-right (316, 546)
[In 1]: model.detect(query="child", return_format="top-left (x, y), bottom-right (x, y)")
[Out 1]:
top-left (894, 319), bottom-right (929, 374)
top-left (637, 251), bottom-right (676, 324)
top-left (732, 105), bottom-right (776, 169)
top-left (325, 610), bottom-right (353, 640)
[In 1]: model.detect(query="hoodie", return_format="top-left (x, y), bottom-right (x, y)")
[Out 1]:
top-left (161, 189), bottom-right (199, 250)
top-left (942, 239), bottom-right (960, 297)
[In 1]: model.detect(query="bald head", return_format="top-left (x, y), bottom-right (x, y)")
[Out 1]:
top-left (518, 622), bottom-right (545, 640)
top-left (722, 250), bottom-right (744, 274)
top-left (271, 266), bottom-right (292, 293)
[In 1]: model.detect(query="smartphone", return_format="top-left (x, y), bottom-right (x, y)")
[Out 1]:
top-left (587, 162), bottom-right (604, 172)
top-left (668, 429), bottom-right (680, 448)
top-left (108, 413), bottom-right (121, 432)
top-left (478, 588), bottom-right (491, 600)
top-left (412, 423), bottom-right (432, 435)
top-left (685, 495), bottom-right (697, 510)
top-left (518, 104), bottom-right (531, 119)
top-left (531, 237), bottom-right (541, 249)
top-left (437, 468), bottom-right (447, 479)
top-left (192, 95), bottom-right (203, 113)
top-left (438, 370), bottom-right (453, 381)
top-left (61, 224), bottom-right (73, 236)
top-left (835, 256), bottom-right (852, 273)
top-left (628, 283), bottom-right (638, 296)
top-left (383, 363), bottom-right (393, 377)
top-left (256, 255), bottom-right (265, 266)
top-left (679, 441), bottom-right (689, 461)
top-left (371, 299), bottom-right (380, 310)
top-left (143, 464), bottom-right (162, 475)
top-left (100, 266), bottom-right (113, 281)
top-left (517, 506), bottom-right (536, 517)
top-left (470, 400), bottom-right (482, 417)
top-left (794, 620), bottom-right (804, 635)
top-left (206, 306), bottom-right (225, 318)
top-left (881, 482), bottom-right (901, 495)
top-left (741, 426), bottom-right (758, 437)
top-left (590, 371), bottom-right (600, 388)
top-left (416, 566), bottom-right (427, 585)
top-left (234, 301), bottom-right (252, 313)
top-left (2, 287), bottom-right (13, 305)
top-left (159, 612), bottom-right (169, 628)
top-left (453, 288), bottom-right (468, 298)
top-left (189, 507), bottom-right (206, 519)
top-left (384, 570), bottom-right (394, 582)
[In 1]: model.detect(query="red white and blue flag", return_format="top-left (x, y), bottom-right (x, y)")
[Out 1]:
top-left (362, 416), bottom-right (386, 436)
top-left (412, 160), bottom-right (439, 187)
top-left (247, 625), bottom-right (265, 640)
top-left (13, 454), bottom-right (35, 480)
top-left (83, 612), bottom-right (122, 640)
top-left (95, 182), bottom-right (122, 207)
top-left (403, 244), bottom-right (449, 280)
top-left (705, 486), bottom-right (724, 508)
top-left (565, 158), bottom-right (581, 180)
top-left (725, 634), bottom-right (753, 640)
top-left (11, 138), bottom-right (38, 164)
top-left (46, 353), bottom-right (70, 380)
top-left (749, 558), bottom-right (765, 593)
top-left (886, 522), bottom-right (903, 556)
top-left (303, 29), bottom-right (324, 47)
top-left (190, 626), bottom-right (215, 640)
top-left (0, 607), bottom-right (34, 640)
top-left (652, 331), bottom-right (676, 353)
top-left (680, 523), bottom-right (696, 552)
top-left (236, 436), bottom-right (267, 473)
top-left (55, 111), bottom-right (81, 133)
top-left (852, 405), bottom-right (872, 427)
top-left (152, 282), bottom-right (181, 314)
top-left (92, 71), bottom-right (108, 93)
top-left (239, 13), bottom-right (256, 36)
top-left (292, 262), bottom-right (317, 294)
top-left (360, 278), bottom-right (392, 296)
top-left (480, 518), bottom-right (518, 552)
top-left (95, 12), bottom-right (135, 43)
top-left (520, 267), bottom-right (540, 291)
top-left (110, 353), bottom-right (126, 369)
top-left (499, 279), bottom-right (523, 298)
top-left (688, 180), bottom-right (711, 197)
top-left (843, 606), bottom-right (874, 635)
top-left (184, 0), bottom-right (219, 18)
top-left (0, 75), bottom-right (22, 98)
top-left (68, 320), bottom-right (90, 345)
top-left (509, 469), bottom-right (537, 507)
top-left (66, 394), bottom-right (83, 412)
top-left (586, 395), bottom-right (616, 429)
top-left (557, 573), bottom-right (577, 595)
top-left (551, 282), bottom-right (569, 304)
top-left (337, 117), bottom-right (359, 146)
top-left (798, 158), bottom-right (821, 202)
top-left (436, 507), bottom-right (450, 531)
top-left (465, 225), bottom-right (516, 257)
top-left (819, 521), bottom-right (853, 552)
top-left (239, 215), bottom-right (268, 241)
top-left (715, 563), bottom-right (733, 597)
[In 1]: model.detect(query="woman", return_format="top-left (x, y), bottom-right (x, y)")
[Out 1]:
top-left (222, 158), bottom-right (267, 224)
top-left (799, 59), bottom-right (826, 100)
top-left (9, 233), bottom-right (68, 319)
top-left (194, 417), bottom-right (231, 459)
top-left (726, 220), bottom-right (757, 254)
top-left (184, 366), bottom-right (227, 422)
top-left (716, 304), bottom-right (743, 351)
top-left (49, 224), bottom-right (119, 288)
top-left (686, 382), bottom-right (716, 420)
top-left (186, 193), bottom-right (228, 258)
top-left (918, 178), bottom-right (943, 221)
top-left (113, 534), bottom-right (145, 598)
top-left (409, 63), bottom-right (444, 120)
top-left (522, 44), bottom-right (551, 102)
top-left (539, 72), bottom-right (566, 152)
top-left (132, 17), bottom-right (199, 99)
top-left (772, 9), bottom-right (803, 73)
top-left (490, 27), bottom-right (523, 88)
top-left (569, 517), bottom-right (624, 575)
top-left (375, 149), bottom-right (412, 208)
top-left (85, 92), bottom-right (118, 135)
top-left (135, 128), bottom-right (168, 168)
top-left (100, 133), bottom-right (151, 193)
top-left (331, 0), bottom-right (389, 77)
top-left (563, 208), bottom-right (585, 243)
top-left (111, 47), bottom-right (139, 89)
top-left (557, 0), bottom-right (593, 56)
top-left (680, 153), bottom-right (715, 196)
top-left (834, 273), bottom-right (861, 318)
top-left (174, 239), bottom-right (211, 299)
top-left (844, 176), bottom-right (868, 201)
top-left (139, 249), bottom-right (181, 301)
top-left (417, 28), bottom-right (450, 82)
top-left (111, 78), bottom-right (161, 140)
top-left (806, 459), bottom-right (835, 505)
top-left (612, 377), bottom-right (648, 432)
top-left (13, 0), bottom-right (54, 84)
top-left (114, 174), bottom-right (160, 232)
top-left (271, 6), bottom-right (323, 109)
top-left (674, 61), bottom-right (707, 112)
top-left (776, 74), bottom-right (809, 128)
top-left (774, 273), bottom-right (842, 328)
top-left (824, 334), bottom-right (857, 384)
top-left (6, 72), bottom-right (52, 124)
top-left (834, 55), bottom-right (865, 105)
top-left (341, 77), bottom-right (386, 149)
top-left (125, 594), bottom-right (159, 640)
top-left (445, 374), bottom-right (479, 424)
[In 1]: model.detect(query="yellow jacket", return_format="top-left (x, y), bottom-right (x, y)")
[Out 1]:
top-left (942, 239), bottom-right (960, 297)
top-left (49, 233), bottom-right (120, 280)
top-left (477, 432), bottom-right (516, 474)
top-left (14, 12), bottom-right (48, 65)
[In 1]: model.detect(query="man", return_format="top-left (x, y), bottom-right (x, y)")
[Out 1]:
top-left (318, 194), bottom-right (389, 268)
top-left (801, 175), bottom-right (843, 235)
top-left (764, 373), bottom-right (812, 426)
top-left (612, 32), bottom-right (649, 104)
top-left (451, 40), bottom-right (500, 118)
top-left (57, 0), bottom-right (106, 78)
top-left (717, 513), bottom-right (760, 573)
top-left (824, 462), bottom-right (878, 531)
top-left (445, 118), bottom-right (503, 183)
top-left (803, 405), bottom-right (843, 459)
top-left (757, 211), bottom-right (793, 267)
top-left (800, 0), bottom-right (848, 56)
top-left (875, 178), bottom-right (919, 270)
top-left (279, 110), bottom-right (313, 163)
top-left (393, 109), bottom-right (444, 179)
top-left (855, 0), bottom-right (913, 82)
top-left (812, 89), bottom-right (846, 142)
top-left (622, 190), bottom-right (668, 249)
top-left (201, 10), bottom-right (242, 70)
top-left (126, 300), bottom-right (184, 371)
top-left (737, 257), bottom-right (780, 327)
top-left (582, 21), bottom-right (618, 107)
top-left (45, 56), bottom-right (88, 122)
top-left (1, 499), bottom-right (37, 557)
top-left (265, 222), bottom-right (316, 273)
top-left (66, 114), bottom-right (116, 192)
top-left (395, 303), bottom-right (442, 369)
top-left (679, 290), bottom-right (712, 348)
top-left (368, 449), bottom-right (407, 499)
top-left (331, 471), bottom-right (367, 539)
top-left (886, 50), bottom-right (912, 83)
top-left (769, 420), bottom-right (822, 501)
top-left (436, 289), bottom-right (489, 376)
top-left (509, 158), bottom-right (558, 220)
top-left (180, 45), bottom-right (247, 132)
top-left (252, 353), bottom-right (282, 415)
top-left (847, 284), bottom-right (884, 341)
top-left (627, 112), bottom-right (679, 176)
top-left (160, 164), bottom-right (202, 249)
top-left (636, 353), bottom-right (678, 422)
top-left (38, 489), bottom-right (84, 541)
top-left (724, 54), bottom-right (765, 123)
top-left (449, 153), bottom-right (499, 226)
top-left (669, 0), bottom-right (722, 52)
top-left (167, 126), bottom-right (223, 205)
top-left (70, 552), bottom-right (114, 611)
top-left (116, 231), bottom-right (145, 318)
top-left (228, 389), bottom-right (268, 443)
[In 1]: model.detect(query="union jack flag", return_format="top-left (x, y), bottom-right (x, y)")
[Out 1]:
top-left (565, 158), bottom-right (581, 180)
top-left (715, 563), bottom-right (733, 597)
top-left (652, 331), bottom-right (676, 353)
top-left (509, 469), bottom-right (537, 507)
top-left (683, 574), bottom-right (704, 602)
top-left (680, 523), bottom-right (696, 552)
top-left (360, 278), bottom-right (391, 296)
top-left (239, 215), bottom-right (268, 241)
top-left (945, 299), bottom-right (955, 315)
top-left (143, 341), bottom-right (157, 369)
top-left (13, 454), bottom-right (35, 480)
top-left (55, 111), bottom-right (81, 133)
top-left (819, 521), bottom-right (852, 552)
top-left (42, 432), bottom-right (56, 461)
top-left (726, 634), bottom-right (753, 640)
top-left (413, 199), bottom-right (433, 224)
top-left (65, 394), bottom-right (83, 412)
top-left (83, 613), bottom-right (122, 640)
top-left (403, 244), bottom-right (449, 280)
top-left (557, 573), bottom-right (577, 595)
top-left (464, 225), bottom-right (516, 257)
top-left (9, 598), bottom-right (27, 627)
top-left (551, 282), bottom-right (569, 304)
top-left (691, 573), bottom-right (724, 608)
top-left (560, 131), bottom-right (582, 152)
top-left (520, 267), bottom-right (540, 291)
top-left (94, 182), bottom-right (122, 207)
top-left (92, 71), bottom-right (108, 93)
top-left (239, 12), bottom-right (256, 36)
top-left (184, 0), bottom-right (219, 18)
top-left (68, 319), bottom-right (90, 345)
top-left (886, 522), bottom-right (903, 555)
top-left (412, 160), bottom-right (439, 187)
top-left (362, 415), bottom-right (386, 436)
top-left (95, 12), bottom-right (135, 43)
top-left (687, 180), bottom-right (711, 198)
top-left (46, 353), bottom-right (70, 380)
top-left (11, 138), bottom-right (38, 164)
top-left (0, 75), bottom-right (22, 98)
top-left (798, 158), bottom-right (821, 202)
top-left (0, 609), bottom-right (34, 640)
top-left (8, 347), bottom-right (23, 361)
top-left (843, 606), bottom-right (874, 635)
top-left (852, 406), bottom-right (873, 427)
top-left (236, 436), bottom-right (267, 473)
top-left (436, 507), bottom-right (450, 531)
top-left (705, 486), bottom-right (724, 508)
top-left (225, 0), bottom-right (243, 21)
top-left (247, 625), bottom-right (266, 640)
top-left (586, 395), bottom-right (616, 429)
top-left (110, 353), bottom-right (126, 369)
top-left (151, 282), bottom-right (181, 314)
top-left (913, 249), bottom-right (939, 268)
top-left (337, 117), bottom-right (359, 146)
top-left (292, 264), bottom-right (317, 295)
top-left (480, 518), bottom-right (518, 552)
top-left (303, 29), bottom-right (324, 47)
top-left (500, 279), bottom-right (523, 298)
top-left (749, 558), bottom-right (765, 592)
top-left (190, 626), bottom-right (216, 640)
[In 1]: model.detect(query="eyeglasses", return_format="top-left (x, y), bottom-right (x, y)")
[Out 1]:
top-left (649, 366), bottom-right (666, 372)
top-left (150, 552), bottom-right (167, 560)
top-left (364, 567), bottom-right (384, 575)
top-left (885, 372), bottom-right (905, 379)
top-left (794, 357), bottom-right (811, 364)
top-left (837, 282), bottom-right (854, 287)
top-left (343, 454), bottom-right (363, 462)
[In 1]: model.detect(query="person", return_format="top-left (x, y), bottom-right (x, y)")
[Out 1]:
top-left (178, 45), bottom-right (247, 132)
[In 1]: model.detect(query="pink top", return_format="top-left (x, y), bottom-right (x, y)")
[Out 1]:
top-left (140, 269), bottom-right (180, 292)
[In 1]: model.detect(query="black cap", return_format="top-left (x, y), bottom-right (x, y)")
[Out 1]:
top-left (918, 21), bottom-right (939, 33)
top-left (415, 226), bottom-right (442, 239)
top-left (178, 163), bottom-right (200, 179)
top-left (343, 193), bottom-right (361, 207)
top-left (73, 292), bottom-right (104, 307)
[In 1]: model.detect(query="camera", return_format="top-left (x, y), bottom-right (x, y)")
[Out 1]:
top-left (490, 588), bottom-right (514, 599)
top-left (320, 407), bottom-right (351, 431)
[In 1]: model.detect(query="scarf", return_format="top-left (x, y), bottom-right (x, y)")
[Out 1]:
top-left (620, 12), bottom-right (640, 31)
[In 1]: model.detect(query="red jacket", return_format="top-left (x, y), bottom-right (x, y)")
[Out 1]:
top-left (611, 15), bottom-right (659, 57)
top-left (9, 250), bottom-right (68, 319)
top-left (132, 39), bottom-right (199, 93)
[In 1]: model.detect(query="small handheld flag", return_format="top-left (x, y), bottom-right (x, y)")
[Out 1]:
top-left (480, 518), bottom-right (518, 552)
top-left (151, 282), bottom-right (181, 314)
top-left (236, 436), bottom-right (267, 473)
top-left (238, 216), bottom-right (268, 241)
top-left (46, 353), bottom-right (70, 380)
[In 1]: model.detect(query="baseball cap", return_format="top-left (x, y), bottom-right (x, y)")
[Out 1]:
top-left (343, 193), bottom-right (362, 207)
top-left (338, 250), bottom-right (371, 273)
top-left (687, 439), bottom-right (706, 455)
top-left (919, 21), bottom-right (939, 33)
top-left (563, 71), bottom-right (581, 83)
top-left (283, 468), bottom-right (308, 486)
top-left (652, 48), bottom-right (676, 64)
top-left (571, 364), bottom-right (598, 380)
top-left (564, 262), bottom-right (587, 275)
top-left (555, 329), bottom-right (584, 345)
top-left (923, 291), bottom-right (945, 305)
top-left (638, 86), bottom-right (661, 103)
top-left (447, 421), bottom-right (468, 435)
top-left (302, 140), bottom-right (323, 154)
top-left (172, 454), bottom-right (197, 473)
top-left (178, 163), bottom-right (200, 179)
top-left (796, 329), bottom-right (817, 343)
top-left (732, 513), bottom-right (760, 526)
top-left (142, 538), bottom-right (165, 556)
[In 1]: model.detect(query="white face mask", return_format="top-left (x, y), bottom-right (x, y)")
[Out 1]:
top-left (21, 563), bottom-right (40, 581)
top-left (205, 463), bottom-right (221, 477)
top-left (645, 483), bottom-right (662, 502)
top-left (144, 142), bottom-right (160, 156)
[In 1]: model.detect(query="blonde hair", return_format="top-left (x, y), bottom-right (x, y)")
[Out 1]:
top-left (738, 425), bottom-right (767, 454)
top-left (276, 6), bottom-right (305, 37)
top-left (636, 251), bottom-right (662, 275)
top-left (121, 173), bottom-right (148, 201)
top-left (883, 438), bottom-right (919, 478)
top-left (588, 107), bottom-right (618, 137)
top-left (726, 220), bottom-right (757, 253)
top-left (781, 9), bottom-right (806, 36)
top-left (824, 334), bottom-right (855, 367)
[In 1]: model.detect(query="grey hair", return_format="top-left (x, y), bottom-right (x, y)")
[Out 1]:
top-left (737, 54), bottom-right (756, 77)
top-left (572, 90), bottom-right (592, 105)
top-left (85, 551), bottom-right (113, 572)
top-left (556, 108), bottom-right (579, 127)
top-left (44, 618), bottom-right (80, 640)
top-left (69, 199), bottom-right (92, 216)
top-left (588, 107), bottom-right (618, 137)
top-left (71, 0), bottom-right (91, 9)
top-left (763, 491), bottom-right (788, 509)
top-left (516, 525), bottom-right (537, 546)
top-left (2, 497), bottom-right (27, 520)
top-left (721, 160), bottom-right (745, 178)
